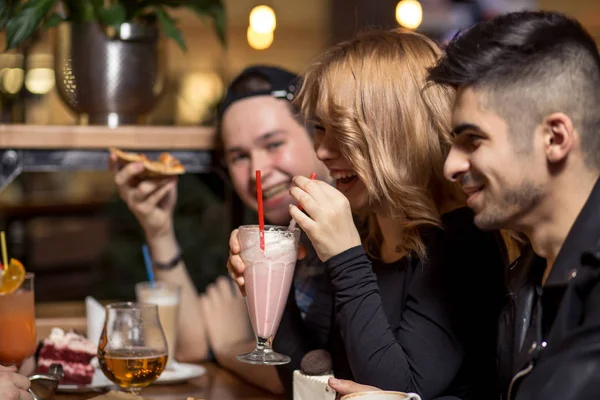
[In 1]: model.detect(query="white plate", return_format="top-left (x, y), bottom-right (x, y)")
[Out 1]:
top-left (57, 361), bottom-right (206, 393)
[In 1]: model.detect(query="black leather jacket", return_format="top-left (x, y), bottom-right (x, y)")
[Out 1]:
top-left (497, 178), bottom-right (600, 400)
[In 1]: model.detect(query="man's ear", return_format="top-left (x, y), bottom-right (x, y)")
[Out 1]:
top-left (541, 112), bottom-right (575, 164)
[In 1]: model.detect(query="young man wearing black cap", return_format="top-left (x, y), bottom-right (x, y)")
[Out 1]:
top-left (111, 65), bottom-right (329, 394)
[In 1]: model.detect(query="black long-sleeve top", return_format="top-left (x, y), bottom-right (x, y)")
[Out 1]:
top-left (274, 207), bottom-right (507, 400)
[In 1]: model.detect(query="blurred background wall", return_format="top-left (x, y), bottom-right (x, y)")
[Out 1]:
top-left (0, 0), bottom-right (597, 302)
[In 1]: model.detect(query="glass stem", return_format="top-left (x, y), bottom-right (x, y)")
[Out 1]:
top-left (256, 336), bottom-right (272, 353)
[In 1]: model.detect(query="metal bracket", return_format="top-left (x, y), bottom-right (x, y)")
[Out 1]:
top-left (0, 149), bottom-right (213, 190)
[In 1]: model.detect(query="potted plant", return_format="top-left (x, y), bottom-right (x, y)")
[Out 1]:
top-left (0, 0), bottom-right (226, 125)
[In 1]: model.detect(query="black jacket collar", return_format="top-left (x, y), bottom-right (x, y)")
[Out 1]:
top-left (546, 177), bottom-right (600, 286)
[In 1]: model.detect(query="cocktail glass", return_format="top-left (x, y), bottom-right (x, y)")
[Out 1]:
top-left (0, 273), bottom-right (37, 367)
top-left (237, 225), bottom-right (300, 365)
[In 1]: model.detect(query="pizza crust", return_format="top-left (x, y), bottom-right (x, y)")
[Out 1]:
top-left (110, 147), bottom-right (185, 178)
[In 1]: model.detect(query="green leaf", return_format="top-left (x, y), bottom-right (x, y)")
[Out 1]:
top-left (186, 0), bottom-right (226, 46)
top-left (97, 3), bottom-right (126, 29)
top-left (62, 0), bottom-right (95, 23)
top-left (45, 12), bottom-right (63, 27)
top-left (154, 6), bottom-right (186, 51)
top-left (6, 0), bottom-right (57, 49)
top-left (141, 0), bottom-right (188, 7)
top-left (120, 0), bottom-right (146, 20)
top-left (0, 0), bottom-right (13, 31)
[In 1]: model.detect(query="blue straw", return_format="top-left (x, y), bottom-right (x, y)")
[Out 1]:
top-left (142, 245), bottom-right (155, 288)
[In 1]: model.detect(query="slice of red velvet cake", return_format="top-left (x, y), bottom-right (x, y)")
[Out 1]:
top-left (37, 328), bottom-right (97, 385)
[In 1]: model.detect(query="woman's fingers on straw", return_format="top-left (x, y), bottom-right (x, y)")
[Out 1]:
top-left (289, 204), bottom-right (316, 234)
top-left (293, 176), bottom-right (328, 204)
top-left (290, 186), bottom-right (320, 219)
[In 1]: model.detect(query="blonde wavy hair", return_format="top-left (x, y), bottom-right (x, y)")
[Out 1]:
top-left (296, 29), bottom-right (464, 259)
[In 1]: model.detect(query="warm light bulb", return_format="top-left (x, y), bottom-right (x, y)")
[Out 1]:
top-left (25, 68), bottom-right (55, 94)
top-left (1, 68), bottom-right (24, 94)
top-left (249, 5), bottom-right (276, 34)
top-left (247, 26), bottom-right (274, 50)
top-left (396, 0), bottom-right (423, 30)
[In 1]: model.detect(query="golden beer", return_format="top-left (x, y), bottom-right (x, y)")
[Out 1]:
top-left (98, 348), bottom-right (167, 389)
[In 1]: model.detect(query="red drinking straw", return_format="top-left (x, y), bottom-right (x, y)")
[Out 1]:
top-left (297, 173), bottom-right (317, 212)
top-left (256, 170), bottom-right (265, 251)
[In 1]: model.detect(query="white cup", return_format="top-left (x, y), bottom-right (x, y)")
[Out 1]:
top-left (135, 281), bottom-right (181, 369)
top-left (341, 391), bottom-right (421, 400)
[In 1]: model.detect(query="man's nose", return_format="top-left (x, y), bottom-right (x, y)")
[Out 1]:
top-left (443, 146), bottom-right (470, 183)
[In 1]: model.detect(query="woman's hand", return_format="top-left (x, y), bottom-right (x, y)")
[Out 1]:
top-left (109, 152), bottom-right (178, 242)
top-left (226, 229), bottom-right (246, 296)
top-left (289, 176), bottom-right (361, 262)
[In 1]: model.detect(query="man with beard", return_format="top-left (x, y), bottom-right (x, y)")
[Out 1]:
top-left (111, 66), bottom-right (329, 394)
top-left (427, 10), bottom-right (600, 400)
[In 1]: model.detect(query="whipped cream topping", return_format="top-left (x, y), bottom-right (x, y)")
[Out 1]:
top-left (44, 328), bottom-right (97, 354)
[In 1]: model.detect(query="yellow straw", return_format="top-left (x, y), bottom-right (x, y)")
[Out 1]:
top-left (1, 231), bottom-right (8, 274)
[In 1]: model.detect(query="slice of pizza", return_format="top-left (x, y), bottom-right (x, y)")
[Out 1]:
top-left (110, 147), bottom-right (185, 178)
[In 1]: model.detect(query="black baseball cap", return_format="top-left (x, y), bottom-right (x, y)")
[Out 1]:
top-left (217, 65), bottom-right (299, 120)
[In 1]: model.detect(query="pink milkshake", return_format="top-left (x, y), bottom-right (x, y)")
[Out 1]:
top-left (237, 225), bottom-right (300, 365)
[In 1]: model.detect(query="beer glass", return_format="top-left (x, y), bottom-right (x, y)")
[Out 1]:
top-left (98, 302), bottom-right (167, 394)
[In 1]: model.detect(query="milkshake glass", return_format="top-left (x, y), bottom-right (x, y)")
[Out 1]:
top-left (237, 225), bottom-right (300, 365)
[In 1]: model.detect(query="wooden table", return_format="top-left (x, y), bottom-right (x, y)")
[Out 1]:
top-left (51, 362), bottom-right (284, 400)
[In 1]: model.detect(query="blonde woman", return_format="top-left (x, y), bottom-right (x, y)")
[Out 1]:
top-left (229, 30), bottom-right (507, 399)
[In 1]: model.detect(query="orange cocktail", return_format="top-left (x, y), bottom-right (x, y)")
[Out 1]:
top-left (0, 273), bottom-right (36, 366)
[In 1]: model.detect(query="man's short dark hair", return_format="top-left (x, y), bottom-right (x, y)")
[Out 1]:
top-left (428, 11), bottom-right (600, 168)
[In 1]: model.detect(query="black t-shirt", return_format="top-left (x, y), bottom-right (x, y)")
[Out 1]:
top-left (274, 207), bottom-right (507, 400)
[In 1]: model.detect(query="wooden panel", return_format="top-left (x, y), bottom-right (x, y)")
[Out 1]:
top-left (36, 301), bottom-right (86, 318)
top-left (0, 125), bottom-right (216, 150)
top-left (539, 0), bottom-right (600, 42)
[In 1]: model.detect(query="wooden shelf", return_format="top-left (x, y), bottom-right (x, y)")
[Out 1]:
top-left (0, 124), bottom-right (217, 150)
